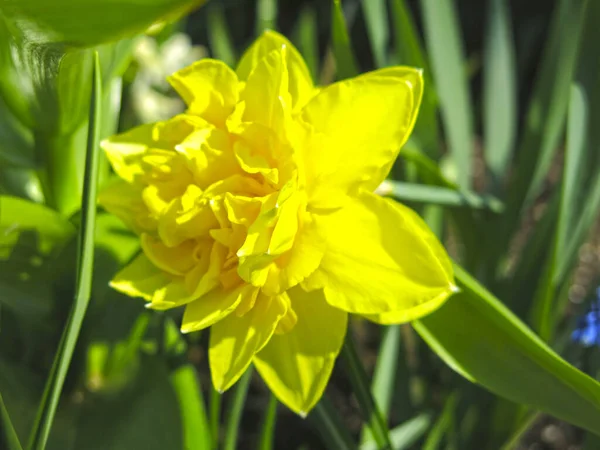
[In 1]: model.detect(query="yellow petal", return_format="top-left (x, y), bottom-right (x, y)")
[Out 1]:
top-left (140, 233), bottom-right (196, 276)
top-left (301, 67), bottom-right (423, 207)
top-left (209, 292), bottom-right (288, 392)
top-left (167, 59), bottom-right (239, 127)
top-left (253, 287), bottom-right (347, 415)
top-left (180, 283), bottom-right (255, 333)
top-left (109, 253), bottom-right (170, 302)
top-left (149, 241), bottom-right (226, 310)
top-left (236, 30), bottom-right (314, 111)
top-left (263, 211), bottom-right (325, 295)
top-left (304, 192), bottom-right (455, 319)
top-left (240, 48), bottom-right (290, 133)
top-left (98, 179), bottom-right (156, 233)
top-left (101, 115), bottom-right (200, 184)
top-left (364, 288), bottom-right (454, 324)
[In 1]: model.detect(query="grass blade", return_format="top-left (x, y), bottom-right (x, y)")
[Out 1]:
top-left (414, 263), bottom-right (600, 435)
top-left (483, 0), bottom-right (517, 190)
top-left (256, 0), bottom-right (277, 34)
top-left (223, 368), bottom-right (253, 450)
top-left (379, 181), bottom-right (504, 212)
top-left (420, 0), bottom-right (474, 188)
top-left (311, 398), bottom-right (356, 450)
top-left (295, 6), bottom-right (319, 80)
top-left (361, 413), bottom-right (432, 450)
top-left (342, 333), bottom-right (392, 450)
top-left (206, 4), bottom-right (236, 68)
top-left (390, 0), bottom-right (439, 156)
top-left (530, 0), bottom-right (600, 339)
top-left (171, 365), bottom-right (211, 450)
top-left (26, 51), bottom-right (102, 450)
top-left (209, 388), bottom-right (221, 449)
top-left (257, 394), bottom-right (278, 450)
top-left (496, 0), bottom-right (588, 262)
top-left (360, 326), bottom-right (400, 444)
top-left (361, 0), bottom-right (388, 68)
top-left (331, 0), bottom-right (359, 79)
top-left (360, 325), bottom-right (401, 445)
top-left (423, 393), bottom-right (458, 450)
top-left (0, 391), bottom-right (23, 450)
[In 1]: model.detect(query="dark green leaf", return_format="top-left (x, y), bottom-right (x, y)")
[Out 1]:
top-left (330, 0), bottom-right (359, 79)
top-left (0, 0), bottom-right (205, 47)
top-left (414, 264), bottom-right (600, 435)
top-left (27, 52), bottom-right (102, 450)
top-left (483, 0), bottom-right (517, 189)
top-left (419, 0), bottom-right (474, 188)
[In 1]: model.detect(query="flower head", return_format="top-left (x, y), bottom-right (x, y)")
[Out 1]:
top-left (572, 287), bottom-right (600, 347)
top-left (99, 30), bottom-right (456, 415)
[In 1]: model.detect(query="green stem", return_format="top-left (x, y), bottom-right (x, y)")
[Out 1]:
top-left (223, 368), bottom-right (253, 450)
top-left (209, 387), bottom-right (221, 449)
top-left (26, 51), bottom-right (102, 450)
top-left (258, 394), bottom-right (278, 450)
top-left (342, 333), bottom-right (392, 450)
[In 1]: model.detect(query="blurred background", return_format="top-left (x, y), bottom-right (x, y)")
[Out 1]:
top-left (1, 0), bottom-right (600, 449)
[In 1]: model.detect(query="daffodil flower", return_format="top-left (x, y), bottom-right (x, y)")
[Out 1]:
top-left (99, 30), bottom-right (456, 415)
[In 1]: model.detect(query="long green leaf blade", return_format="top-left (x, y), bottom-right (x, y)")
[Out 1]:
top-left (420, 0), bottom-right (474, 188)
top-left (414, 264), bottom-right (600, 434)
top-left (224, 368), bottom-right (253, 450)
top-left (497, 0), bottom-right (588, 260)
top-left (0, 391), bottom-right (23, 450)
top-left (483, 0), bottom-right (517, 189)
top-left (361, 413), bottom-right (432, 450)
top-left (331, 0), bottom-right (359, 79)
top-left (390, 0), bottom-right (439, 156)
top-left (26, 52), bottom-right (103, 450)
top-left (0, 0), bottom-right (206, 46)
top-left (311, 398), bottom-right (356, 450)
top-left (257, 395), bottom-right (278, 450)
top-left (380, 181), bottom-right (504, 212)
top-left (361, 0), bottom-right (388, 68)
top-left (342, 334), bottom-right (392, 449)
top-left (360, 325), bottom-right (401, 445)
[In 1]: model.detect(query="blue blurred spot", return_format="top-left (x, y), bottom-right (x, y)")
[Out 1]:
top-left (572, 287), bottom-right (600, 347)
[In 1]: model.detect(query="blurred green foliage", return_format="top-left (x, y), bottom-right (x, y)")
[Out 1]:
top-left (1, 0), bottom-right (600, 449)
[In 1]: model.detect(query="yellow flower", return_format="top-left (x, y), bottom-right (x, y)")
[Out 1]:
top-left (99, 30), bottom-right (456, 415)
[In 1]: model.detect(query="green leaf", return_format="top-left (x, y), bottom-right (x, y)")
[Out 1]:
top-left (223, 368), bottom-right (253, 450)
top-left (256, 0), bottom-right (277, 34)
top-left (331, 0), bottom-right (359, 79)
top-left (419, 0), bottom-right (474, 188)
top-left (414, 264), bottom-right (600, 435)
top-left (497, 0), bottom-right (588, 259)
top-left (295, 6), bottom-right (318, 80)
top-left (206, 4), bottom-right (236, 68)
top-left (257, 394), bottom-right (278, 450)
top-left (422, 393), bottom-right (458, 450)
top-left (361, 413), bottom-right (431, 450)
top-left (171, 365), bottom-right (211, 450)
top-left (389, 0), bottom-right (439, 156)
top-left (380, 181), bottom-right (504, 212)
top-left (482, 0), bottom-right (517, 189)
top-left (0, 391), bottom-right (23, 450)
top-left (209, 387), bottom-right (221, 449)
top-left (0, 196), bottom-right (75, 255)
top-left (342, 333), bottom-right (392, 450)
top-left (530, 0), bottom-right (600, 340)
top-left (311, 398), bottom-right (355, 450)
top-left (0, 0), bottom-right (205, 47)
top-left (73, 357), bottom-right (183, 450)
top-left (360, 325), bottom-right (400, 446)
top-left (27, 52), bottom-right (102, 450)
top-left (361, 0), bottom-right (388, 68)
